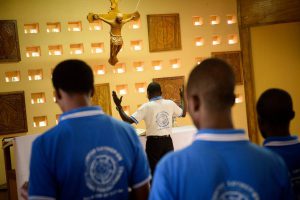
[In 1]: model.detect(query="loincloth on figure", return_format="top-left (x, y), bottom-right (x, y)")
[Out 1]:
top-left (110, 32), bottom-right (123, 45)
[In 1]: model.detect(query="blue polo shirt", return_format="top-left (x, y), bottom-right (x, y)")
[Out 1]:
top-left (29, 106), bottom-right (150, 200)
top-left (150, 129), bottom-right (293, 200)
top-left (264, 136), bottom-right (300, 199)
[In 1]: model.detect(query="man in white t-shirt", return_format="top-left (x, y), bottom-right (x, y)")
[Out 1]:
top-left (112, 82), bottom-right (186, 174)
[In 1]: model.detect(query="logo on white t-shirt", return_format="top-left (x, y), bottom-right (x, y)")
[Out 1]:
top-left (156, 111), bottom-right (169, 128)
top-left (85, 146), bottom-right (124, 193)
top-left (212, 181), bottom-right (259, 200)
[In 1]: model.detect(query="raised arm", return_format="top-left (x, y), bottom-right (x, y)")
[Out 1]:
top-left (179, 86), bottom-right (186, 117)
top-left (122, 11), bottom-right (140, 24)
top-left (87, 13), bottom-right (114, 25)
top-left (98, 14), bottom-right (115, 25)
top-left (112, 91), bottom-right (135, 124)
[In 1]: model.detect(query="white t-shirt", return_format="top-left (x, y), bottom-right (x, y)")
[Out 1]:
top-left (131, 97), bottom-right (183, 136)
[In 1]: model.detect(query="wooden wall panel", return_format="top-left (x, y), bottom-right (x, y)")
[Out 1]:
top-left (153, 76), bottom-right (184, 106)
top-left (147, 14), bottom-right (182, 52)
top-left (0, 91), bottom-right (27, 135)
top-left (239, 0), bottom-right (300, 27)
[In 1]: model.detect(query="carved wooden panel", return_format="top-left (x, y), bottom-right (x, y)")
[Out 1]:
top-left (0, 91), bottom-right (27, 135)
top-left (239, 0), bottom-right (300, 27)
top-left (153, 76), bottom-right (184, 106)
top-left (0, 20), bottom-right (21, 62)
top-left (211, 51), bottom-right (243, 85)
top-left (147, 13), bottom-right (182, 52)
top-left (91, 83), bottom-right (112, 115)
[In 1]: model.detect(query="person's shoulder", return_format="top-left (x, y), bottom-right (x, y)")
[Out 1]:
top-left (248, 142), bottom-right (287, 166)
top-left (35, 125), bottom-right (60, 139)
top-left (32, 125), bottom-right (61, 147)
top-left (157, 145), bottom-right (194, 169)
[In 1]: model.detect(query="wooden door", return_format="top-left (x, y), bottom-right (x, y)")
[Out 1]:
top-left (91, 83), bottom-right (112, 115)
top-left (153, 76), bottom-right (184, 106)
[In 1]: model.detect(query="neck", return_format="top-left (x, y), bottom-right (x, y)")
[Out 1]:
top-left (62, 95), bottom-right (91, 112)
top-left (199, 108), bottom-right (234, 129)
top-left (265, 125), bottom-right (291, 138)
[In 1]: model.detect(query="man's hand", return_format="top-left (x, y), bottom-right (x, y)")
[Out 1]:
top-left (112, 91), bottom-right (123, 107)
top-left (20, 181), bottom-right (29, 200)
top-left (87, 13), bottom-right (95, 22)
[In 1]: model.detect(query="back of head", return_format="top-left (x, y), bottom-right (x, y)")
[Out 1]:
top-left (52, 59), bottom-right (94, 95)
top-left (256, 88), bottom-right (294, 127)
top-left (187, 58), bottom-right (235, 111)
top-left (147, 82), bottom-right (162, 97)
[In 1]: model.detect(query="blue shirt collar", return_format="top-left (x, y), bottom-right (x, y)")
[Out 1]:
top-left (197, 129), bottom-right (245, 134)
top-left (150, 96), bottom-right (163, 101)
top-left (60, 106), bottom-right (104, 122)
top-left (263, 135), bottom-right (299, 146)
top-left (194, 129), bottom-right (248, 142)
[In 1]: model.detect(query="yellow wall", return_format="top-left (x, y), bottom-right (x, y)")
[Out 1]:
top-left (251, 22), bottom-right (300, 144)
top-left (0, 0), bottom-right (245, 184)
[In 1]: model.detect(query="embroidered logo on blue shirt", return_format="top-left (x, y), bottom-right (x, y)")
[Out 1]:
top-left (212, 181), bottom-right (259, 200)
top-left (85, 147), bottom-right (124, 194)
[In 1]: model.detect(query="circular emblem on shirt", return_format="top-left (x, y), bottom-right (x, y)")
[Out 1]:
top-left (85, 146), bottom-right (124, 193)
top-left (156, 111), bottom-right (169, 128)
top-left (212, 181), bottom-right (260, 200)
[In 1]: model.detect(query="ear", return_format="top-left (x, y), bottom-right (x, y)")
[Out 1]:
top-left (188, 94), bottom-right (201, 128)
top-left (230, 94), bottom-right (236, 106)
top-left (291, 110), bottom-right (295, 120)
top-left (90, 87), bottom-right (95, 97)
top-left (187, 95), bottom-right (201, 115)
top-left (257, 116), bottom-right (267, 139)
top-left (55, 90), bottom-right (62, 100)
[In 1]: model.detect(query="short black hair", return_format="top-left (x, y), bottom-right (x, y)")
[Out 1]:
top-left (52, 59), bottom-right (94, 94)
top-left (187, 58), bottom-right (235, 111)
top-left (256, 88), bottom-right (294, 125)
top-left (147, 82), bottom-right (162, 96)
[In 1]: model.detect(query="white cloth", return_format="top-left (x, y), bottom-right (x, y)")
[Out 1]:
top-left (131, 99), bottom-right (183, 136)
top-left (14, 134), bottom-right (40, 200)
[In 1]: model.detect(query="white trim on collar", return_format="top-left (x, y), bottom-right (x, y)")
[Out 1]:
top-left (60, 110), bottom-right (104, 121)
top-left (194, 133), bottom-right (248, 142)
top-left (264, 139), bottom-right (299, 147)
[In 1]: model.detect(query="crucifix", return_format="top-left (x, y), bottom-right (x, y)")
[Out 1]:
top-left (87, 0), bottom-right (140, 65)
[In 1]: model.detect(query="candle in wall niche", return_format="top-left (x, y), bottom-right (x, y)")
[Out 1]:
top-left (154, 65), bottom-right (161, 70)
top-left (227, 15), bottom-right (236, 24)
top-left (212, 36), bottom-right (221, 45)
top-left (117, 68), bottom-right (124, 73)
top-left (195, 37), bottom-right (204, 46)
top-left (210, 15), bottom-right (219, 25)
top-left (134, 62), bottom-right (144, 72)
top-left (136, 66), bottom-right (143, 72)
top-left (134, 45), bottom-right (141, 51)
top-left (97, 69), bottom-right (105, 75)
top-left (39, 121), bottom-right (46, 127)
top-left (119, 89), bottom-right (127, 95)
top-left (228, 34), bottom-right (238, 45)
top-left (54, 51), bottom-right (62, 55)
top-left (193, 16), bottom-right (203, 26)
top-left (95, 48), bottom-right (103, 53)
top-left (32, 52), bottom-right (40, 57)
